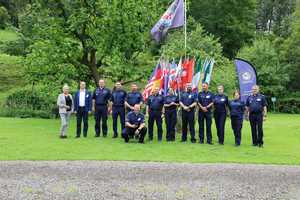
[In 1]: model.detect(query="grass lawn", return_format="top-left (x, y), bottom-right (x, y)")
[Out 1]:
top-left (0, 114), bottom-right (300, 164)
top-left (0, 29), bottom-right (20, 43)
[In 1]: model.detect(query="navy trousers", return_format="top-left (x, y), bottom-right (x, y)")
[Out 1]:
top-left (165, 109), bottom-right (177, 141)
top-left (122, 127), bottom-right (147, 143)
top-left (76, 107), bottom-right (89, 137)
top-left (214, 112), bottom-right (227, 144)
top-left (181, 110), bottom-right (196, 142)
top-left (112, 106), bottom-right (125, 137)
top-left (249, 113), bottom-right (264, 145)
top-left (198, 111), bottom-right (212, 143)
top-left (231, 116), bottom-right (243, 145)
top-left (94, 105), bottom-right (108, 137)
top-left (148, 111), bottom-right (163, 141)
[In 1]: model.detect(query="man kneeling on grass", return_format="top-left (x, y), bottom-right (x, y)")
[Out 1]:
top-left (122, 104), bottom-right (147, 144)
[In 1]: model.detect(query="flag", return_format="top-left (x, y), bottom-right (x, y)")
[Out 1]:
top-left (192, 57), bottom-right (202, 92)
top-left (143, 62), bottom-right (163, 101)
top-left (179, 58), bottom-right (195, 90)
top-left (202, 58), bottom-right (215, 84)
top-left (234, 58), bottom-right (257, 102)
top-left (151, 0), bottom-right (184, 42)
top-left (168, 60), bottom-right (179, 90)
top-left (162, 59), bottom-right (170, 96)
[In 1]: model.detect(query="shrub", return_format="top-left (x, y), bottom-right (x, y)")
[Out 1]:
top-left (1, 85), bottom-right (59, 118)
top-left (277, 97), bottom-right (300, 114)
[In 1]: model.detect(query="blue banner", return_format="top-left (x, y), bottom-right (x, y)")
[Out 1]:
top-left (234, 58), bottom-right (257, 102)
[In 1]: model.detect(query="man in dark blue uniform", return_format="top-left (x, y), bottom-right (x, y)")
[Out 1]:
top-left (92, 79), bottom-right (111, 137)
top-left (229, 90), bottom-right (246, 146)
top-left (213, 85), bottom-right (228, 145)
top-left (125, 83), bottom-right (143, 112)
top-left (164, 88), bottom-right (179, 142)
top-left (179, 83), bottom-right (197, 143)
top-left (111, 82), bottom-right (127, 138)
top-left (122, 104), bottom-right (147, 143)
top-left (246, 85), bottom-right (267, 147)
top-left (74, 81), bottom-right (92, 138)
top-left (198, 82), bottom-right (214, 144)
top-left (146, 87), bottom-right (164, 142)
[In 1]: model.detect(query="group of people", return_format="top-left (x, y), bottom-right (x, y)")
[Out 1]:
top-left (57, 80), bottom-right (267, 147)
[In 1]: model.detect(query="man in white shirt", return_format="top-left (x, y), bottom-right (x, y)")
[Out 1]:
top-left (74, 81), bottom-right (92, 138)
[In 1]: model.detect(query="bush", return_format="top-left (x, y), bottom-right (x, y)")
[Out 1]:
top-left (277, 97), bottom-right (300, 114)
top-left (0, 37), bottom-right (29, 56)
top-left (0, 85), bottom-right (59, 118)
top-left (0, 108), bottom-right (54, 118)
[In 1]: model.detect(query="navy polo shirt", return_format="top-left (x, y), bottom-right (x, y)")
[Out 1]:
top-left (246, 94), bottom-right (267, 114)
top-left (147, 94), bottom-right (164, 112)
top-left (198, 91), bottom-right (214, 111)
top-left (180, 91), bottom-right (198, 107)
top-left (214, 94), bottom-right (228, 113)
top-left (126, 92), bottom-right (143, 106)
top-left (126, 111), bottom-right (145, 126)
top-left (229, 99), bottom-right (245, 119)
top-left (111, 89), bottom-right (127, 107)
top-left (164, 95), bottom-right (179, 111)
top-left (93, 87), bottom-right (111, 106)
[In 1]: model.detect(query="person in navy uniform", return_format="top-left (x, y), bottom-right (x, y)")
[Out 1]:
top-left (229, 90), bottom-right (246, 146)
top-left (122, 104), bottom-right (147, 144)
top-left (164, 88), bottom-right (179, 142)
top-left (213, 85), bottom-right (229, 145)
top-left (179, 83), bottom-right (197, 143)
top-left (246, 85), bottom-right (267, 147)
top-left (198, 82), bottom-right (214, 144)
top-left (74, 81), bottom-right (92, 138)
top-left (92, 79), bottom-right (111, 137)
top-left (111, 82), bottom-right (127, 138)
top-left (125, 83), bottom-right (143, 112)
top-left (146, 87), bottom-right (164, 142)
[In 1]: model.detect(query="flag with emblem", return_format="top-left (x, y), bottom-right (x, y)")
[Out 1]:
top-left (151, 0), bottom-right (185, 42)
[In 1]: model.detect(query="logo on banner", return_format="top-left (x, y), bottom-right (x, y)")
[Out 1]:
top-left (240, 71), bottom-right (253, 83)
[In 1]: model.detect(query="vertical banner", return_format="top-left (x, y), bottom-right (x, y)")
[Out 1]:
top-left (234, 58), bottom-right (257, 102)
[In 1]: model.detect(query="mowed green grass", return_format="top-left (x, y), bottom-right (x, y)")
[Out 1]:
top-left (0, 114), bottom-right (300, 164)
top-left (0, 29), bottom-right (20, 43)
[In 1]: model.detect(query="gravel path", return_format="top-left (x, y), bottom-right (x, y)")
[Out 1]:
top-left (0, 161), bottom-right (300, 200)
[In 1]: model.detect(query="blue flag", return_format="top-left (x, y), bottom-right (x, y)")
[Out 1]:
top-left (234, 58), bottom-right (257, 102)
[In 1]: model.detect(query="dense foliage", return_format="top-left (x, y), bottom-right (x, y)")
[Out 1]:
top-left (0, 0), bottom-right (299, 115)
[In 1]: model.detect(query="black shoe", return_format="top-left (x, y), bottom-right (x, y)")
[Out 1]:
top-left (199, 140), bottom-right (204, 144)
top-left (207, 142), bottom-right (214, 145)
top-left (95, 135), bottom-right (100, 138)
top-left (138, 141), bottom-right (145, 144)
top-left (181, 139), bottom-right (187, 142)
top-left (219, 142), bottom-right (224, 145)
top-left (60, 135), bottom-right (64, 139)
top-left (191, 139), bottom-right (196, 143)
top-left (258, 144), bottom-right (264, 148)
top-left (252, 143), bottom-right (258, 147)
top-left (75, 136), bottom-right (80, 138)
top-left (112, 135), bottom-right (118, 138)
top-left (235, 143), bottom-right (240, 147)
top-left (103, 134), bottom-right (107, 138)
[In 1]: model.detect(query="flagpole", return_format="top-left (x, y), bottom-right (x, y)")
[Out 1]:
top-left (184, 0), bottom-right (187, 57)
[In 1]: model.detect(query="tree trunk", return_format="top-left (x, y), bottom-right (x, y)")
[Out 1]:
top-left (89, 49), bottom-right (100, 86)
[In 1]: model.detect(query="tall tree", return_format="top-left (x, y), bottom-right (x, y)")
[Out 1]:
top-left (256, 0), bottom-right (296, 37)
top-left (282, 0), bottom-right (300, 91)
top-left (190, 0), bottom-right (256, 58)
top-left (20, 0), bottom-right (164, 87)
